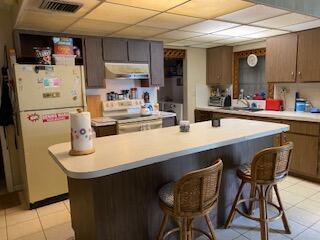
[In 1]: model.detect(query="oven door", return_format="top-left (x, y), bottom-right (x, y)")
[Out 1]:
top-left (117, 119), bottom-right (162, 134)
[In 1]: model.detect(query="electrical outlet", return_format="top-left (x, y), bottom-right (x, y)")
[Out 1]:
top-left (280, 87), bottom-right (288, 94)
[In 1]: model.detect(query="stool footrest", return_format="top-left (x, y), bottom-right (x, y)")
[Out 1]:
top-left (235, 198), bottom-right (283, 223)
top-left (162, 227), bottom-right (212, 240)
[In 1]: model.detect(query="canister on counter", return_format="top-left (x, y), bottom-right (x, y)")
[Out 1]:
top-left (212, 117), bottom-right (221, 127)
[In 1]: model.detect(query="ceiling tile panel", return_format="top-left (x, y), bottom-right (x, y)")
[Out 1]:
top-left (190, 42), bottom-right (223, 48)
top-left (252, 13), bottom-right (317, 28)
top-left (215, 25), bottom-right (269, 37)
top-left (215, 36), bottom-right (250, 44)
top-left (24, 0), bottom-right (100, 18)
top-left (216, 4), bottom-right (289, 24)
top-left (105, 0), bottom-right (189, 11)
top-left (147, 38), bottom-right (176, 43)
top-left (16, 10), bottom-right (78, 32)
top-left (66, 19), bottom-right (129, 36)
top-left (231, 38), bottom-right (266, 46)
top-left (245, 29), bottom-right (288, 38)
top-left (281, 19), bottom-right (320, 32)
top-left (166, 40), bottom-right (199, 47)
top-left (155, 30), bottom-right (202, 40)
top-left (181, 20), bottom-right (239, 34)
top-left (168, 0), bottom-right (253, 19)
top-left (188, 34), bottom-right (232, 42)
top-left (111, 25), bottom-right (168, 38)
top-left (85, 2), bottom-right (158, 24)
top-left (138, 13), bottom-right (202, 29)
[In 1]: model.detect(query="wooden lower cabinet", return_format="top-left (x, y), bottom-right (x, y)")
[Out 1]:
top-left (195, 109), bottom-right (320, 181)
top-left (195, 110), bottom-right (213, 122)
top-left (284, 132), bottom-right (319, 177)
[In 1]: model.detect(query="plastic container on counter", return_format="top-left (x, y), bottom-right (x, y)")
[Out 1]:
top-left (295, 99), bottom-right (306, 112)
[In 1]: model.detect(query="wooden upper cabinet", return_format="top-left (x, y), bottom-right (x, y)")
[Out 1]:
top-left (297, 28), bottom-right (320, 82)
top-left (84, 37), bottom-right (105, 88)
top-left (103, 38), bottom-right (128, 62)
top-left (149, 41), bottom-right (164, 87)
top-left (206, 46), bottom-right (232, 85)
top-left (265, 33), bottom-right (298, 83)
top-left (128, 39), bottom-right (150, 62)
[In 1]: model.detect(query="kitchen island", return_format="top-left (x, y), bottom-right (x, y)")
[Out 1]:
top-left (49, 119), bottom-right (289, 240)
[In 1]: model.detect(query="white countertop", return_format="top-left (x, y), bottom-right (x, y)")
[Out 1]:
top-left (197, 106), bottom-right (320, 123)
top-left (49, 119), bottom-right (289, 179)
top-left (91, 111), bottom-right (176, 127)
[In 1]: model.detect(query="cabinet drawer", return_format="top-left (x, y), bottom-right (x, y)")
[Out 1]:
top-left (251, 117), bottom-right (282, 123)
top-left (283, 120), bottom-right (320, 136)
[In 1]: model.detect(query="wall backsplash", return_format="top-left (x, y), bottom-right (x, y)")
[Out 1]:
top-left (86, 79), bottom-right (158, 104)
top-left (274, 83), bottom-right (320, 111)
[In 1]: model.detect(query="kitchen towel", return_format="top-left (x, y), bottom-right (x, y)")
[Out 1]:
top-left (70, 110), bottom-right (94, 155)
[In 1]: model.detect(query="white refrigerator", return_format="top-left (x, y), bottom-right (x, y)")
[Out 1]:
top-left (13, 64), bottom-right (86, 206)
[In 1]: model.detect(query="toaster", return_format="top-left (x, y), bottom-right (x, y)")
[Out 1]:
top-left (209, 96), bottom-right (231, 107)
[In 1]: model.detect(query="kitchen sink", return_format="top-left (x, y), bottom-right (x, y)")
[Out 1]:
top-left (222, 106), bottom-right (264, 112)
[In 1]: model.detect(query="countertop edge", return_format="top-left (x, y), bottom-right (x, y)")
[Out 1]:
top-left (49, 124), bottom-right (289, 180)
top-left (196, 107), bottom-right (320, 123)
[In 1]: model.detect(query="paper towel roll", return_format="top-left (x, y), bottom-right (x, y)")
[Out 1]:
top-left (70, 110), bottom-right (95, 155)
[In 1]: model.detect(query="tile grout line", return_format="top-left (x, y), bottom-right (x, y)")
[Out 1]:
top-left (4, 210), bottom-right (8, 240)
top-left (35, 209), bottom-right (47, 240)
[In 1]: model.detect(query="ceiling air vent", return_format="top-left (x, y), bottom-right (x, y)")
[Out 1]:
top-left (39, 0), bottom-right (83, 13)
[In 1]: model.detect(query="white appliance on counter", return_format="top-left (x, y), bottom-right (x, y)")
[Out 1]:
top-left (95, 100), bottom-right (162, 134)
top-left (13, 64), bottom-right (86, 206)
top-left (159, 102), bottom-right (183, 122)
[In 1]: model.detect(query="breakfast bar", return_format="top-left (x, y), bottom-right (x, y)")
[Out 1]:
top-left (48, 119), bottom-right (289, 240)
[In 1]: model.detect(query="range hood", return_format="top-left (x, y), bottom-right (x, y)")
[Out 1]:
top-left (105, 63), bottom-right (150, 80)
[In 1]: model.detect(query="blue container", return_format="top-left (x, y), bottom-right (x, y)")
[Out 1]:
top-left (295, 99), bottom-right (306, 112)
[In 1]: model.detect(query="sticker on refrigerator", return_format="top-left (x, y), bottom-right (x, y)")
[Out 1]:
top-left (27, 113), bottom-right (40, 123)
top-left (43, 77), bottom-right (61, 88)
top-left (42, 113), bottom-right (70, 123)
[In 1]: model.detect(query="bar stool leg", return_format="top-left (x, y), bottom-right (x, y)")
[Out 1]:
top-left (205, 214), bottom-right (217, 240)
top-left (180, 218), bottom-right (188, 240)
top-left (187, 218), bottom-right (193, 240)
top-left (248, 183), bottom-right (257, 215)
top-left (225, 181), bottom-right (245, 228)
top-left (274, 184), bottom-right (291, 234)
top-left (259, 185), bottom-right (269, 240)
top-left (158, 214), bottom-right (169, 240)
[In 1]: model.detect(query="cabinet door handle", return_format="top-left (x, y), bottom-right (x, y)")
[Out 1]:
top-left (298, 72), bottom-right (301, 75)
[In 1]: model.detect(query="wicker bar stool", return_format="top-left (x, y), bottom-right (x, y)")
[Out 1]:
top-left (157, 160), bottom-right (223, 240)
top-left (225, 142), bottom-right (294, 240)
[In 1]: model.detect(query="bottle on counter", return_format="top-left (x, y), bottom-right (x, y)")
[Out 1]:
top-left (130, 88), bottom-right (137, 99)
top-left (153, 103), bottom-right (160, 113)
top-left (305, 101), bottom-right (312, 112)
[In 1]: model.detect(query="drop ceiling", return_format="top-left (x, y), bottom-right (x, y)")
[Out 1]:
top-left (15, 0), bottom-right (320, 48)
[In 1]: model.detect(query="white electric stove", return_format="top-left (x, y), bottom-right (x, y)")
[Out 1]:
top-left (92, 100), bottom-right (162, 134)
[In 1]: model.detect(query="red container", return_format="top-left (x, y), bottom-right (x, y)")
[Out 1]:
top-left (266, 99), bottom-right (283, 111)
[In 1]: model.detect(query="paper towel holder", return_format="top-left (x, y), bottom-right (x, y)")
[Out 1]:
top-left (69, 109), bottom-right (95, 156)
top-left (69, 148), bottom-right (95, 156)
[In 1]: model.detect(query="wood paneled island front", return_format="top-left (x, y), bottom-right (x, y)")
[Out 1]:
top-left (49, 119), bottom-right (289, 240)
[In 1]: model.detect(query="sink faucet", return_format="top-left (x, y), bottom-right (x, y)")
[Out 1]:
top-left (237, 98), bottom-right (250, 108)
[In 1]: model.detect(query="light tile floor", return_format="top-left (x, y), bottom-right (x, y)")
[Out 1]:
top-left (0, 176), bottom-right (319, 240)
